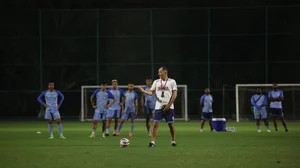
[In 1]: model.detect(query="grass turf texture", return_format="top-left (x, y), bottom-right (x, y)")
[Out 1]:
top-left (0, 121), bottom-right (299, 168)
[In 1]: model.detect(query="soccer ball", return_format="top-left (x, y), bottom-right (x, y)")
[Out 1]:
top-left (120, 138), bottom-right (130, 147)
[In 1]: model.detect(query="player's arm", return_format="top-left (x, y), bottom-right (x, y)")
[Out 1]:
top-left (139, 87), bottom-right (155, 95)
top-left (251, 96), bottom-right (260, 110)
top-left (37, 91), bottom-right (48, 108)
top-left (135, 92), bottom-right (138, 115)
top-left (119, 89), bottom-right (126, 107)
top-left (57, 91), bottom-right (64, 109)
top-left (268, 91), bottom-right (276, 102)
top-left (261, 96), bottom-right (268, 107)
top-left (200, 95), bottom-right (204, 107)
top-left (90, 89), bottom-right (99, 109)
top-left (141, 93), bottom-right (145, 113)
top-left (169, 90), bottom-right (177, 105)
top-left (277, 91), bottom-right (284, 101)
top-left (106, 92), bottom-right (116, 108)
top-left (163, 80), bottom-right (178, 111)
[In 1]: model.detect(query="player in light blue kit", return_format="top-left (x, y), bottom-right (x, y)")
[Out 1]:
top-left (200, 88), bottom-right (214, 132)
top-left (141, 77), bottom-right (156, 136)
top-left (89, 81), bottom-right (116, 138)
top-left (268, 83), bottom-right (289, 132)
top-left (251, 87), bottom-right (270, 132)
top-left (116, 82), bottom-right (138, 137)
top-left (105, 79), bottom-right (126, 136)
top-left (37, 82), bottom-right (66, 139)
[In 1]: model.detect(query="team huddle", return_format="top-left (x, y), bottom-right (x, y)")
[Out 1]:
top-left (36, 67), bottom-right (289, 147)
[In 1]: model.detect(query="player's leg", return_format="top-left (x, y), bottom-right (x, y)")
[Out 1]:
top-left (208, 113), bottom-right (213, 131)
top-left (117, 112), bottom-right (127, 135)
top-left (209, 120), bottom-right (213, 131)
top-left (48, 120), bottom-right (54, 139)
top-left (200, 120), bottom-right (205, 132)
top-left (273, 116), bottom-right (278, 131)
top-left (166, 109), bottom-right (176, 146)
top-left (261, 110), bottom-right (270, 132)
top-left (254, 110), bottom-right (261, 132)
top-left (129, 112), bottom-right (136, 137)
top-left (270, 108), bottom-right (279, 131)
top-left (101, 113), bottom-right (107, 137)
top-left (149, 110), bottom-right (162, 147)
top-left (113, 110), bottom-right (120, 136)
top-left (105, 110), bottom-right (114, 136)
top-left (279, 117), bottom-right (288, 132)
top-left (90, 112), bottom-right (100, 138)
top-left (54, 113), bottom-right (66, 139)
top-left (256, 119), bottom-right (261, 132)
top-left (45, 109), bottom-right (54, 139)
top-left (145, 106), bottom-right (151, 135)
top-left (278, 109), bottom-right (288, 132)
top-left (263, 119), bottom-right (270, 132)
top-left (200, 112), bottom-right (207, 132)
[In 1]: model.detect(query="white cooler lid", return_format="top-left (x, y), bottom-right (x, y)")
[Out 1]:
top-left (212, 118), bottom-right (226, 121)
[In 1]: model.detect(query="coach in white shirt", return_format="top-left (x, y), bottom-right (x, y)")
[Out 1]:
top-left (139, 66), bottom-right (178, 147)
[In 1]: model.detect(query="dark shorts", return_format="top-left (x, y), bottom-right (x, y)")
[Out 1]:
top-left (144, 106), bottom-right (154, 120)
top-left (201, 112), bottom-right (213, 120)
top-left (270, 108), bottom-right (284, 117)
top-left (154, 109), bottom-right (175, 123)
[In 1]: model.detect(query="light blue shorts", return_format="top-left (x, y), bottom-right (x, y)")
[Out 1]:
top-left (45, 108), bottom-right (60, 120)
top-left (254, 109), bottom-right (267, 119)
top-left (93, 112), bottom-right (107, 121)
top-left (122, 112), bottom-right (136, 120)
top-left (107, 109), bottom-right (121, 118)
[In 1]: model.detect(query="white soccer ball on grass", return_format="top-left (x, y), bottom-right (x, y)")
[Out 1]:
top-left (120, 138), bottom-right (130, 147)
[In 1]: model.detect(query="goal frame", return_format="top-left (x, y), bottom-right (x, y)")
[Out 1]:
top-left (81, 85), bottom-right (188, 122)
top-left (235, 83), bottom-right (300, 122)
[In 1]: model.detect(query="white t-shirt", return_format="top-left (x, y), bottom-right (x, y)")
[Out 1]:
top-left (150, 78), bottom-right (177, 110)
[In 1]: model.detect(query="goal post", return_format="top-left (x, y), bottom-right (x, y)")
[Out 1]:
top-left (235, 83), bottom-right (300, 122)
top-left (81, 85), bottom-right (188, 122)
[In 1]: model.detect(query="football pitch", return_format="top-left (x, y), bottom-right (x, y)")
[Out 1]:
top-left (0, 121), bottom-right (299, 168)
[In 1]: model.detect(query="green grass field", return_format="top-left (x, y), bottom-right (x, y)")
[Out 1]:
top-left (0, 121), bottom-right (299, 168)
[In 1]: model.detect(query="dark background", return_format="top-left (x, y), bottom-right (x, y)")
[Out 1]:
top-left (2, 0), bottom-right (300, 120)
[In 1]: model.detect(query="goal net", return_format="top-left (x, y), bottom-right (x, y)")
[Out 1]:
top-left (81, 85), bottom-right (188, 122)
top-left (235, 84), bottom-right (300, 122)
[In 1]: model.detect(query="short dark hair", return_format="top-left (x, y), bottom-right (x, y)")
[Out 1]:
top-left (128, 81), bottom-right (134, 85)
top-left (145, 77), bottom-right (152, 80)
top-left (100, 80), bottom-right (108, 85)
top-left (48, 81), bottom-right (55, 84)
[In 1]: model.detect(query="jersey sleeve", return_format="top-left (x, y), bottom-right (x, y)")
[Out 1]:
top-left (150, 81), bottom-right (156, 91)
top-left (92, 89), bottom-right (100, 97)
top-left (263, 95), bottom-right (268, 105)
top-left (280, 90), bottom-right (284, 98)
top-left (200, 95), bottom-right (205, 103)
top-left (268, 91), bottom-right (272, 98)
top-left (37, 91), bottom-right (47, 105)
top-left (171, 79), bottom-right (178, 91)
top-left (56, 90), bottom-right (65, 105)
top-left (118, 88), bottom-right (125, 97)
top-left (250, 96), bottom-right (256, 106)
top-left (134, 92), bottom-right (138, 100)
top-left (106, 91), bottom-right (115, 99)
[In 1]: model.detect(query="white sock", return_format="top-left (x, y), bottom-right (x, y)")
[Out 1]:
top-left (171, 141), bottom-right (176, 144)
top-left (151, 141), bottom-right (155, 144)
